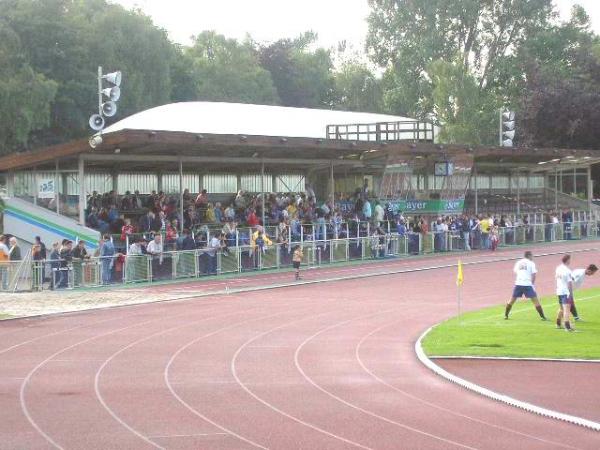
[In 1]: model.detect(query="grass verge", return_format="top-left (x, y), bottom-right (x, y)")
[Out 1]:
top-left (422, 287), bottom-right (600, 360)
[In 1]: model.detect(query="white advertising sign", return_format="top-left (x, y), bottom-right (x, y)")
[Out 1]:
top-left (38, 178), bottom-right (56, 199)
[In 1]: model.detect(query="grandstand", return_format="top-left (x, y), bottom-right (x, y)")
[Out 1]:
top-left (0, 101), bottom-right (599, 249)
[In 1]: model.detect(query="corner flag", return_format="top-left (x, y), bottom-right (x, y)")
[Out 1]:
top-left (456, 260), bottom-right (464, 286)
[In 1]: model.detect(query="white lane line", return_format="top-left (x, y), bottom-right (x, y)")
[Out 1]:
top-left (355, 320), bottom-right (578, 450)
top-left (415, 326), bottom-right (600, 432)
top-left (293, 312), bottom-right (479, 450)
top-left (148, 432), bottom-right (228, 438)
top-left (428, 356), bottom-right (600, 363)
top-left (230, 309), bottom-right (373, 450)
top-left (165, 310), bottom-right (300, 450)
top-left (20, 314), bottom-right (178, 450)
top-left (94, 306), bottom-right (248, 449)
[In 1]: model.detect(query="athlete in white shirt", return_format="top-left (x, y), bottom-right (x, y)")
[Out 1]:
top-left (555, 254), bottom-right (575, 331)
top-left (505, 251), bottom-right (547, 320)
top-left (563, 263), bottom-right (598, 322)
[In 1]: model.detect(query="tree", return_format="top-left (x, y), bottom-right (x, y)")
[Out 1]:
top-left (1, 0), bottom-right (175, 147)
top-left (331, 61), bottom-right (383, 113)
top-left (259, 32), bottom-right (335, 108)
top-left (0, 18), bottom-right (57, 154)
top-left (367, 0), bottom-right (554, 143)
top-left (428, 59), bottom-right (500, 145)
top-left (183, 31), bottom-right (279, 104)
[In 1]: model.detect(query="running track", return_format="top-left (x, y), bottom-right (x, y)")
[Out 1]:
top-left (1, 242), bottom-right (600, 449)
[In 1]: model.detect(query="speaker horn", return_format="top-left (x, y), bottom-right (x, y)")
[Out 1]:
top-left (102, 86), bottom-right (121, 102)
top-left (89, 134), bottom-right (103, 149)
top-left (102, 71), bottom-right (122, 87)
top-left (89, 114), bottom-right (105, 131)
top-left (102, 101), bottom-right (117, 117)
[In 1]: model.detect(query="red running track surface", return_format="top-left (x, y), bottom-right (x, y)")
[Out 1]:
top-left (436, 359), bottom-right (600, 424)
top-left (1, 241), bottom-right (600, 449)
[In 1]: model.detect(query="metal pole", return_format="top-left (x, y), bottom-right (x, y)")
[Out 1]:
top-left (33, 167), bottom-right (37, 206)
top-left (261, 160), bottom-right (266, 227)
top-left (179, 158), bottom-right (184, 233)
top-left (330, 161), bottom-right (335, 211)
top-left (587, 166), bottom-right (592, 217)
top-left (573, 168), bottom-right (577, 196)
top-left (555, 167), bottom-right (558, 211)
top-left (55, 159), bottom-right (60, 214)
top-left (97, 66), bottom-right (103, 116)
top-left (516, 171), bottom-right (521, 218)
top-left (78, 156), bottom-right (85, 226)
top-left (474, 167), bottom-right (478, 215)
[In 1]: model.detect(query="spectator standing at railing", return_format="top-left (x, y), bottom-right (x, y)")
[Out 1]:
top-left (72, 240), bottom-right (89, 286)
top-left (206, 232), bottom-right (223, 275)
top-left (178, 229), bottom-right (196, 251)
top-left (8, 237), bottom-right (21, 261)
top-left (32, 236), bottom-right (47, 284)
top-left (98, 235), bottom-right (115, 285)
top-left (0, 235), bottom-right (10, 290)
top-left (480, 216), bottom-right (491, 250)
top-left (58, 240), bottom-right (73, 289)
top-left (48, 242), bottom-right (60, 289)
top-left (128, 238), bottom-right (143, 256)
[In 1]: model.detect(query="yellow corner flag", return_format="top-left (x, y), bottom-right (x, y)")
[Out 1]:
top-left (456, 260), bottom-right (464, 286)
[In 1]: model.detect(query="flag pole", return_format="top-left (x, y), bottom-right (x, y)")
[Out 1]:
top-left (458, 282), bottom-right (462, 325)
top-left (457, 259), bottom-right (463, 325)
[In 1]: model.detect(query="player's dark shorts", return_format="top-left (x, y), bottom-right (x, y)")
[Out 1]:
top-left (293, 261), bottom-right (301, 269)
top-left (557, 295), bottom-right (573, 305)
top-left (512, 285), bottom-right (537, 299)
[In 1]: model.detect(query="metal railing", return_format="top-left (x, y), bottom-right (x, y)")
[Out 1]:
top-left (326, 121), bottom-right (435, 142)
top-left (3, 221), bottom-right (599, 293)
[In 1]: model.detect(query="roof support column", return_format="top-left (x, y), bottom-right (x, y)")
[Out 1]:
top-left (6, 171), bottom-right (14, 197)
top-left (33, 167), bottom-right (38, 206)
top-left (573, 168), bottom-right (577, 196)
top-left (55, 159), bottom-right (60, 215)
top-left (474, 166), bottom-right (478, 216)
top-left (587, 166), bottom-right (593, 220)
top-left (78, 156), bottom-right (85, 226)
top-left (516, 170), bottom-right (521, 218)
top-left (555, 167), bottom-right (559, 212)
top-left (261, 160), bottom-right (266, 227)
top-left (179, 158), bottom-right (184, 233)
top-left (330, 160), bottom-right (335, 211)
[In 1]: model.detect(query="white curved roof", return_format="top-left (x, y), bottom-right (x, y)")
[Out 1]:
top-left (103, 102), bottom-right (417, 139)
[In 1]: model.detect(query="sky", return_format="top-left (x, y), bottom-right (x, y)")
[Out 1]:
top-left (112, 0), bottom-right (600, 50)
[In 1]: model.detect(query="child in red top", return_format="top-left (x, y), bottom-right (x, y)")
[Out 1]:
top-left (120, 218), bottom-right (134, 242)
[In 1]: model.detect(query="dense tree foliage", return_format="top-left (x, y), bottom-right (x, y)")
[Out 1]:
top-left (0, 0), bottom-right (598, 154)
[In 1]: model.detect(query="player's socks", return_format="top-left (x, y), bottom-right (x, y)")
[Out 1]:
top-left (556, 318), bottom-right (562, 328)
top-left (571, 304), bottom-right (579, 320)
top-left (504, 303), bottom-right (513, 319)
top-left (535, 305), bottom-right (546, 319)
top-left (564, 321), bottom-right (572, 331)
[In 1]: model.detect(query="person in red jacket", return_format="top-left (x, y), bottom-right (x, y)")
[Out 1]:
top-left (247, 208), bottom-right (260, 227)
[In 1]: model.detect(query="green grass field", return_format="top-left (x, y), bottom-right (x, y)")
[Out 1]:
top-left (422, 287), bottom-right (600, 360)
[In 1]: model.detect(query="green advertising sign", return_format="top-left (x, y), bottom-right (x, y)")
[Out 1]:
top-left (388, 199), bottom-right (465, 214)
